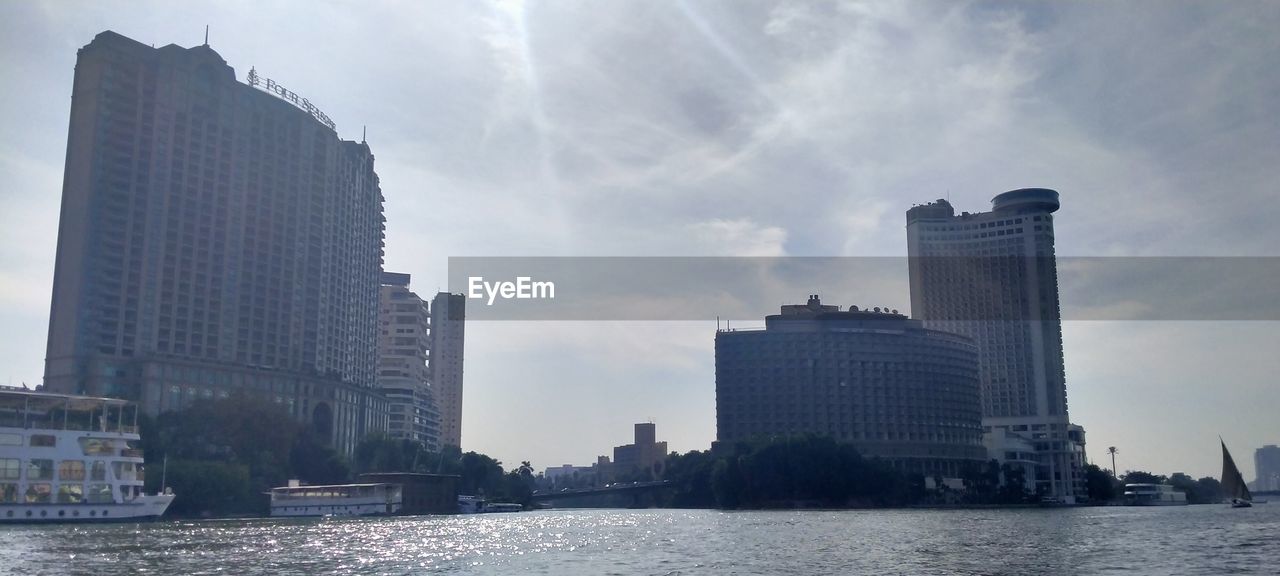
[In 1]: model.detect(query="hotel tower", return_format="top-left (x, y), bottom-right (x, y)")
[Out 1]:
top-left (906, 188), bottom-right (1085, 502)
top-left (42, 31), bottom-right (387, 455)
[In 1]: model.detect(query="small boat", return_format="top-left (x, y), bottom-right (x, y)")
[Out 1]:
top-left (457, 494), bottom-right (485, 514)
top-left (456, 495), bottom-right (522, 514)
top-left (1220, 438), bottom-right (1252, 508)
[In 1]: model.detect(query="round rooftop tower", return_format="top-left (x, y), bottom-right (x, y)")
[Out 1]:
top-left (992, 188), bottom-right (1059, 214)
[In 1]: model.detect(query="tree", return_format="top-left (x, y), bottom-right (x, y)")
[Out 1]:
top-left (686, 435), bottom-right (909, 509)
top-left (1169, 473), bottom-right (1224, 504)
top-left (139, 393), bottom-right (348, 516)
top-left (1121, 470), bottom-right (1166, 485)
top-left (959, 460), bottom-right (1001, 504)
top-left (1193, 477), bottom-right (1224, 504)
top-left (997, 463), bottom-right (1031, 504)
top-left (291, 431), bottom-right (351, 485)
top-left (663, 450), bottom-right (718, 508)
top-left (353, 433), bottom-right (428, 475)
top-left (458, 451), bottom-right (506, 496)
top-left (1084, 464), bottom-right (1117, 502)
top-left (161, 460), bottom-right (253, 517)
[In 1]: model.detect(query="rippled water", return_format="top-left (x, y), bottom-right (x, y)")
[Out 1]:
top-left (2, 505), bottom-right (1276, 575)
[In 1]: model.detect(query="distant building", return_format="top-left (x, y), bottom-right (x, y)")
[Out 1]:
top-left (430, 293), bottom-right (466, 449)
top-left (611, 423), bottom-right (669, 480)
top-left (1256, 445), bottom-right (1280, 492)
top-left (715, 296), bottom-right (987, 478)
top-left (543, 464), bottom-right (597, 485)
top-left (41, 31), bottom-right (387, 456)
top-left (906, 189), bottom-right (1086, 502)
top-left (377, 273), bottom-right (440, 450)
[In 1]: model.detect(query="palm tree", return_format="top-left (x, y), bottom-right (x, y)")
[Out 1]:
top-left (1107, 447), bottom-right (1119, 479)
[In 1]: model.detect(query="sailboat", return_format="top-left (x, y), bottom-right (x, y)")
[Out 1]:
top-left (1221, 439), bottom-right (1252, 508)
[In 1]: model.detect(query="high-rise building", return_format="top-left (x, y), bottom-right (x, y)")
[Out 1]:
top-left (430, 292), bottom-right (465, 449)
top-left (42, 31), bottom-right (387, 456)
top-left (1255, 445), bottom-right (1280, 492)
top-left (377, 273), bottom-right (440, 450)
top-left (715, 296), bottom-right (987, 477)
top-left (905, 188), bottom-right (1085, 502)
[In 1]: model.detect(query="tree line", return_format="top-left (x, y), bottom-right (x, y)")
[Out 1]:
top-left (138, 395), bottom-right (536, 517)
top-left (1083, 465), bottom-right (1225, 504)
top-left (658, 435), bottom-right (1041, 509)
top-left (141, 399), bottom-right (1226, 516)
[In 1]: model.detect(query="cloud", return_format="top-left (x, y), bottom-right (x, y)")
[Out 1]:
top-left (2, 0), bottom-right (1278, 474)
top-left (687, 218), bottom-right (788, 256)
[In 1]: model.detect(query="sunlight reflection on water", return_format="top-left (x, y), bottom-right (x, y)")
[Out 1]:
top-left (1, 506), bottom-right (1277, 575)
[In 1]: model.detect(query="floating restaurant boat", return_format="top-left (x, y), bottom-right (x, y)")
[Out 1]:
top-left (0, 388), bottom-right (174, 523)
top-left (1123, 483), bottom-right (1187, 506)
top-left (269, 480), bottom-right (403, 517)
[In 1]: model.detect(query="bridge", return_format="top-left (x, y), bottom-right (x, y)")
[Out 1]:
top-left (531, 480), bottom-right (673, 505)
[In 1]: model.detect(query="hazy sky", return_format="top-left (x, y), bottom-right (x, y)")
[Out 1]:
top-left (1, 1), bottom-right (1277, 482)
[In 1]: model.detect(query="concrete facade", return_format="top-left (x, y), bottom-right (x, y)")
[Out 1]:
top-left (715, 296), bottom-right (987, 478)
top-left (430, 293), bottom-right (465, 449)
top-left (1256, 445), bottom-right (1280, 492)
top-left (377, 273), bottom-right (440, 450)
top-left (41, 31), bottom-right (387, 456)
top-left (612, 423), bottom-right (668, 480)
top-left (906, 188), bottom-right (1086, 502)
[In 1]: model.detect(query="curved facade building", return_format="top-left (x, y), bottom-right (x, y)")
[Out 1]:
top-left (715, 296), bottom-right (985, 477)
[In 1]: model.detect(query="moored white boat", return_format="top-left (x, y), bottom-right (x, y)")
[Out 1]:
top-left (456, 495), bottom-right (523, 514)
top-left (269, 481), bottom-right (402, 517)
top-left (1122, 483), bottom-right (1187, 506)
top-left (0, 388), bottom-right (174, 523)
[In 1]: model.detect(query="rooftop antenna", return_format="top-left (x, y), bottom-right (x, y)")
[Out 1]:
top-left (362, 125), bottom-right (367, 144)
top-left (204, 25), bottom-right (209, 46)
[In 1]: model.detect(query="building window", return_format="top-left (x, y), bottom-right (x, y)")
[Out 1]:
top-left (24, 483), bottom-right (52, 503)
top-left (0, 458), bottom-right (19, 480)
top-left (58, 460), bottom-right (86, 481)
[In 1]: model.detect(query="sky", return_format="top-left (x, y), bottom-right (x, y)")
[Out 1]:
top-left (1, 0), bottom-right (1278, 482)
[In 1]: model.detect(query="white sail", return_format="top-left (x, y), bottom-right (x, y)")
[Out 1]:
top-left (1221, 439), bottom-right (1252, 506)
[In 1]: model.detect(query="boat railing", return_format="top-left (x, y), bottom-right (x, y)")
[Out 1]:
top-left (120, 448), bottom-right (145, 458)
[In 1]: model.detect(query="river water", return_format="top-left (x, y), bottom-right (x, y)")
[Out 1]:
top-left (2, 505), bottom-right (1276, 575)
